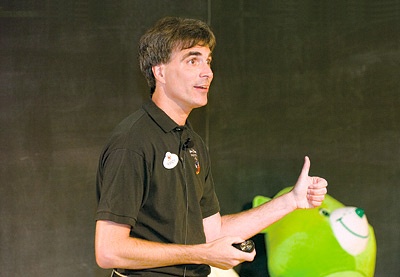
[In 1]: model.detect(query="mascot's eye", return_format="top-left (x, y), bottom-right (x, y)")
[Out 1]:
top-left (319, 208), bottom-right (330, 217)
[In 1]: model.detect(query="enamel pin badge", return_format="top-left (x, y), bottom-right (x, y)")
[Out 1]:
top-left (189, 148), bottom-right (201, 175)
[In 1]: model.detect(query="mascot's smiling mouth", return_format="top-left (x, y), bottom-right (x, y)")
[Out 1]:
top-left (337, 217), bottom-right (369, 239)
top-left (330, 207), bottom-right (370, 255)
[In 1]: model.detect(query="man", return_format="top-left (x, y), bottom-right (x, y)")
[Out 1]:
top-left (95, 17), bottom-right (328, 277)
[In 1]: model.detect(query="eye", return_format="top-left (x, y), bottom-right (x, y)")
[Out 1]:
top-left (319, 208), bottom-right (330, 217)
top-left (188, 58), bottom-right (198, 65)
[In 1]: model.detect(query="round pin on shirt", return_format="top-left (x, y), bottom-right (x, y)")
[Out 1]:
top-left (163, 152), bottom-right (179, 169)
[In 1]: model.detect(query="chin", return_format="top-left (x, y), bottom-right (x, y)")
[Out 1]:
top-left (193, 98), bottom-right (208, 109)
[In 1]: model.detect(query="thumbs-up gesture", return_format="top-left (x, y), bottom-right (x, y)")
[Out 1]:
top-left (291, 156), bottom-right (328, 209)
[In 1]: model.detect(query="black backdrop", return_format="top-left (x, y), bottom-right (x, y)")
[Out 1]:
top-left (1, 1), bottom-right (399, 276)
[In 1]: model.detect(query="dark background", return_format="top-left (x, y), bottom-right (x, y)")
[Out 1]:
top-left (1, 1), bottom-right (399, 276)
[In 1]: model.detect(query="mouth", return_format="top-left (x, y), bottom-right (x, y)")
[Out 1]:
top-left (194, 84), bottom-right (210, 90)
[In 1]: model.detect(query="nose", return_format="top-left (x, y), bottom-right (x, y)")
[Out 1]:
top-left (355, 208), bottom-right (365, 218)
top-left (201, 64), bottom-right (213, 80)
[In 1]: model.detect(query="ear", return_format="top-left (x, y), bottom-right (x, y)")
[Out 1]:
top-left (152, 64), bottom-right (166, 84)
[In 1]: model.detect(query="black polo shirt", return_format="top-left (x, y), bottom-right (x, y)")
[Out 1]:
top-left (96, 100), bottom-right (220, 276)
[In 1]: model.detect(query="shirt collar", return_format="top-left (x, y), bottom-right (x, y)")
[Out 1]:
top-left (142, 99), bottom-right (192, 133)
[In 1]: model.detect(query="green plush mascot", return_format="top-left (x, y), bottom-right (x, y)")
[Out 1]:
top-left (253, 187), bottom-right (376, 277)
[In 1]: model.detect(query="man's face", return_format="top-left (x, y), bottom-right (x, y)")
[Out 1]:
top-left (162, 45), bottom-right (213, 112)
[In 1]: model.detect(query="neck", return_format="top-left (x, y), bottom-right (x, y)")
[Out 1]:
top-left (152, 92), bottom-right (190, 126)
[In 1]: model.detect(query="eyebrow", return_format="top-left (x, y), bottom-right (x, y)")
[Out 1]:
top-left (181, 51), bottom-right (212, 61)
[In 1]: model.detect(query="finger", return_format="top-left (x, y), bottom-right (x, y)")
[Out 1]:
top-left (231, 237), bottom-right (246, 244)
top-left (307, 195), bottom-right (326, 207)
top-left (307, 193), bottom-right (326, 201)
top-left (307, 187), bottom-right (327, 195)
top-left (299, 156), bottom-right (310, 178)
top-left (308, 177), bottom-right (328, 188)
top-left (310, 200), bottom-right (324, 207)
top-left (238, 248), bottom-right (256, 261)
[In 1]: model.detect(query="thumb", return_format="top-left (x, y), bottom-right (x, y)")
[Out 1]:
top-left (299, 156), bottom-right (310, 179)
top-left (292, 156), bottom-right (312, 209)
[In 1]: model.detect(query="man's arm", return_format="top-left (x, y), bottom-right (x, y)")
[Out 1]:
top-left (203, 156), bottom-right (328, 241)
top-left (95, 220), bottom-right (197, 269)
top-left (95, 220), bottom-right (254, 270)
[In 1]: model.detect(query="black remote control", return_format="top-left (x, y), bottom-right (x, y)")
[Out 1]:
top-left (232, 240), bottom-right (255, 252)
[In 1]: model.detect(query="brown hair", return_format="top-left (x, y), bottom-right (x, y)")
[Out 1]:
top-left (138, 17), bottom-right (216, 95)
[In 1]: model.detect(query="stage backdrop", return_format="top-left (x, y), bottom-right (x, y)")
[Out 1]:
top-left (1, 1), bottom-right (399, 276)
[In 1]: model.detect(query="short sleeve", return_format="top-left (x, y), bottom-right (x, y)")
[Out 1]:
top-left (96, 148), bottom-right (148, 227)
